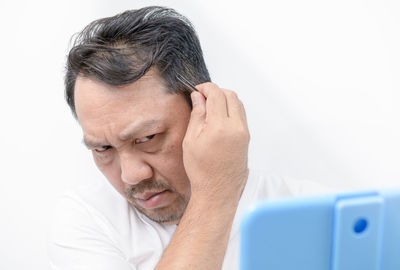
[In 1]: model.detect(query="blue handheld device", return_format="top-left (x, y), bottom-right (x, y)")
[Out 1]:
top-left (240, 189), bottom-right (400, 270)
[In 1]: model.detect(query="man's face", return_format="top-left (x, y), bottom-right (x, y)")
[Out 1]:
top-left (74, 70), bottom-right (192, 224)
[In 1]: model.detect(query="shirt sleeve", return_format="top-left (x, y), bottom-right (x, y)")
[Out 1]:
top-left (47, 192), bottom-right (135, 270)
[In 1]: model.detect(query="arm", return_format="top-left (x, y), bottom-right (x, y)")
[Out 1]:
top-left (155, 83), bottom-right (250, 270)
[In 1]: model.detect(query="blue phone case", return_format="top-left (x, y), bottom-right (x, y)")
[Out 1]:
top-left (240, 189), bottom-right (400, 270)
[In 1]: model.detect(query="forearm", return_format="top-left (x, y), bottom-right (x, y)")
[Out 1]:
top-left (154, 195), bottom-right (239, 270)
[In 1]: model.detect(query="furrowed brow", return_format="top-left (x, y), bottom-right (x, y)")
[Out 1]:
top-left (82, 137), bottom-right (109, 149)
top-left (119, 119), bottom-right (163, 141)
top-left (81, 119), bottom-right (163, 149)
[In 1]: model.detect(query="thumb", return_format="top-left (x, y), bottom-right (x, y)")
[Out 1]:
top-left (186, 91), bottom-right (206, 136)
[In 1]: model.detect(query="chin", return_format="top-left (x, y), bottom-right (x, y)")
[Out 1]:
top-left (160, 217), bottom-right (181, 225)
top-left (134, 200), bottom-right (187, 225)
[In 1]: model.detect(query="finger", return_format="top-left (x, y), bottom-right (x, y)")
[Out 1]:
top-left (239, 100), bottom-right (249, 128)
top-left (185, 91), bottom-right (206, 137)
top-left (223, 90), bottom-right (247, 124)
top-left (195, 83), bottom-right (228, 120)
top-left (235, 96), bottom-right (248, 128)
top-left (237, 99), bottom-right (249, 131)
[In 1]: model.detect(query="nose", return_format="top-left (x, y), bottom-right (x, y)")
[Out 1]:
top-left (119, 152), bottom-right (153, 185)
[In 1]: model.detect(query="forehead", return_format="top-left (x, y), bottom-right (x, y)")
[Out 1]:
top-left (74, 70), bottom-right (190, 140)
top-left (75, 70), bottom-right (167, 115)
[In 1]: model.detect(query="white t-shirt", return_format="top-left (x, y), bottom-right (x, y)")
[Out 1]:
top-left (48, 170), bottom-right (330, 270)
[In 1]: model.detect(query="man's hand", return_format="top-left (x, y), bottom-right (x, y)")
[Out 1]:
top-left (155, 83), bottom-right (250, 270)
top-left (183, 82), bottom-right (250, 206)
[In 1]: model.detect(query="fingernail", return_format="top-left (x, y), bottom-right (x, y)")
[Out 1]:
top-left (191, 91), bottom-right (200, 105)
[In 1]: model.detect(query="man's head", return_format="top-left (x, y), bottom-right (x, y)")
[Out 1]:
top-left (65, 6), bottom-right (210, 117)
top-left (65, 6), bottom-right (210, 224)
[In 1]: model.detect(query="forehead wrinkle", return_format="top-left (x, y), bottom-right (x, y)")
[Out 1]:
top-left (81, 119), bottom-right (118, 148)
top-left (119, 118), bottom-right (163, 141)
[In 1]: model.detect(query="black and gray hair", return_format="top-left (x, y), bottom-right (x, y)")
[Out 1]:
top-left (65, 6), bottom-right (211, 118)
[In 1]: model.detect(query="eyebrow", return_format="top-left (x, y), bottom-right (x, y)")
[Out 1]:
top-left (82, 119), bottom-right (163, 149)
top-left (82, 137), bottom-right (105, 149)
top-left (119, 119), bottom-right (163, 141)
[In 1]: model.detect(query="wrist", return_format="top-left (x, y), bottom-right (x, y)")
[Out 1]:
top-left (188, 171), bottom-right (248, 208)
top-left (186, 190), bottom-right (241, 223)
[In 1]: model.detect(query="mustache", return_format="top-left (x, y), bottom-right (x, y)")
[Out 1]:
top-left (125, 180), bottom-right (173, 198)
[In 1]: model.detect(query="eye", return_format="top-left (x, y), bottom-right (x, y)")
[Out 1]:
top-left (94, 145), bottom-right (112, 153)
top-left (134, 134), bottom-right (156, 144)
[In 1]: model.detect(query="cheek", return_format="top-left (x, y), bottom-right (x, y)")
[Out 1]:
top-left (162, 136), bottom-right (184, 163)
top-left (157, 140), bottom-right (188, 184)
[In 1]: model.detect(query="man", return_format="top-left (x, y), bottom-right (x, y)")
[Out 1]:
top-left (49, 6), bottom-right (323, 270)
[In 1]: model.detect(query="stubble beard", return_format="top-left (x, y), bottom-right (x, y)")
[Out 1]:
top-left (124, 179), bottom-right (190, 224)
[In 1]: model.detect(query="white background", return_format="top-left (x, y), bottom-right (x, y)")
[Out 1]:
top-left (0, 0), bottom-right (399, 269)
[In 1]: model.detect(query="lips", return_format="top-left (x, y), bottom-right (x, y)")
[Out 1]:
top-left (133, 190), bottom-right (171, 209)
top-left (134, 190), bottom-right (166, 201)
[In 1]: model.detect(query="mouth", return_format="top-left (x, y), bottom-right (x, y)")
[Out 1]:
top-left (133, 190), bottom-right (170, 209)
top-left (134, 190), bottom-right (166, 201)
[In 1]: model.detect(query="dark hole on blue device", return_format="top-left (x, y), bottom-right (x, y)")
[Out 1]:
top-left (354, 218), bottom-right (368, 234)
